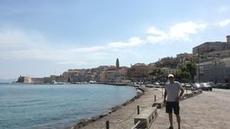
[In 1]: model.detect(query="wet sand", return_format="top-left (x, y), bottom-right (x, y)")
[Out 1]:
top-left (151, 89), bottom-right (230, 129)
top-left (71, 88), bottom-right (164, 129)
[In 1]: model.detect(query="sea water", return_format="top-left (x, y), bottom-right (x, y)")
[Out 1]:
top-left (0, 84), bottom-right (136, 129)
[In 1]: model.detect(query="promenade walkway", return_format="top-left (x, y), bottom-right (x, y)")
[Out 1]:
top-left (151, 89), bottom-right (230, 129)
top-left (72, 88), bottom-right (230, 129)
top-left (72, 88), bottom-right (163, 129)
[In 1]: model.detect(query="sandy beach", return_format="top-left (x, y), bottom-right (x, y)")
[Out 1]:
top-left (71, 88), bottom-right (164, 129)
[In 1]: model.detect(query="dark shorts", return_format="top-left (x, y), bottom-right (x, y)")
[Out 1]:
top-left (166, 101), bottom-right (180, 115)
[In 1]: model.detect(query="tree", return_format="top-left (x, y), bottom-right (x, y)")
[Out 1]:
top-left (149, 68), bottom-right (166, 82)
top-left (116, 58), bottom-right (119, 68)
top-left (185, 62), bottom-right (196, 81)
top-left (176, 61), bottom-right (196, 83)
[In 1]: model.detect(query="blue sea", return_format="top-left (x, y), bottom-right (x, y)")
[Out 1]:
top-left (0, 84), bottom-right (136, 129)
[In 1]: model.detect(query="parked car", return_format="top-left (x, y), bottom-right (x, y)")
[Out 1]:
top-left (200, 82), bottom-right (213, 91)
top-left (192, 83), bottom-right (200, 90)
top-left (183, 83), bottom-right (192, 90)
top-left (214, 83), bottom-right (230, 89)
top-left (192, 82), bottom-right (212, 91)
top-left (154, 82), bottom-right (160, 85)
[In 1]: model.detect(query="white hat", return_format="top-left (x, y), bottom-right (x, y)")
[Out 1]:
top-left (168, 74), bottom-right (174, 78)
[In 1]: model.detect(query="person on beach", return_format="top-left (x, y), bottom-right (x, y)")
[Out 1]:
top-left (164, 74), bottom-right (184, 129)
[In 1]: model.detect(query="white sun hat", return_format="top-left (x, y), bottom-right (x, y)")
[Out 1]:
top-left (168, 74), bottom-right (174, 78)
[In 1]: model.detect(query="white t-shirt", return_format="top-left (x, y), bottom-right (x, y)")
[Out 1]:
top-left (165, 81), bottom-right (182, 102)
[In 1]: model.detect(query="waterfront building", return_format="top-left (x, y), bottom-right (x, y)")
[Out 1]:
top-left (176, 53), bottom-right (193, 64)
top-left (197, 57), bottom-right (230, 83)
top-left (193, 35), bottom-right (230, 83)
top-left (17, 76), bottom-right (47, 84)
top-left (161, 67), bottom-right (178, 75)
top-left (128, 63), bottom-right (149, 81)
top-left (193, 35), bottom-right (230, 62)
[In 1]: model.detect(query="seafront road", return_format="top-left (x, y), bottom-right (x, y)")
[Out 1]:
top-left (151, 89), bottom-right (230, 129)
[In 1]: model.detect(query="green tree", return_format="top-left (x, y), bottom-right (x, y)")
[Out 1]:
top-left (185, 62), bottom-right (196, 82)
top-left (177, 61), bottom-right (196, 83)
top-left (149, 68), bottom-right (166, 82)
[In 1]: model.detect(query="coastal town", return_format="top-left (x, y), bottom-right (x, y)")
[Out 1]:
top-left (10, 35), bottom-right (230, 129)
top-left (17, 35), bottom-right (230, 85)
top-left (2, 1), bottom-right (230, 129)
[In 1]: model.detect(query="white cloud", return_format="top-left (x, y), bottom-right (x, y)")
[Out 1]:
top-left (217, 19), bottom-right (230, 27)
top-left (108, 37), bottom-right (143, 48)
top-left (146, 26), bottom-right (166, 36)
top-left (0, 21), bottom-right (208, 64)
top-left (145, 21), bottom-right (207, 43)
top-left (168, 22), bottom-right (207, 40)
top-left (146, 26), bottom-right (168, 43)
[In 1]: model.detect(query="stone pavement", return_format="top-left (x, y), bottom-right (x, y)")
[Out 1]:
top-left (150, 89), bottom-right (230, 129)
top-left (72, 88), bottom-right (164, 129)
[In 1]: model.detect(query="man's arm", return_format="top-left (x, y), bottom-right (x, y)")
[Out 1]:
top-left (179, 86), bottom-right (185, 98)
top-left (176, 84), bottom-right (184, 102)
top-left (164, 88), bottom-right (167, 103)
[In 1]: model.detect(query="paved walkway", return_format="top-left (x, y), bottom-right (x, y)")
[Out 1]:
top-left (151, 89), bottom-right (230, 129)
top-left (71, 88), bottom-right (163, 129)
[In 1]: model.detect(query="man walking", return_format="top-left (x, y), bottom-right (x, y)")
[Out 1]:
top-left (164, 74), bottom-right (184, 129)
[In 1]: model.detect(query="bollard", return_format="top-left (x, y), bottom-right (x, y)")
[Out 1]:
top-left (137, 105), bottom-right (140, 115)
top-left (106, 120), bottom-right (109, 129)
top-left (154, 95), bottom-right (156, 102)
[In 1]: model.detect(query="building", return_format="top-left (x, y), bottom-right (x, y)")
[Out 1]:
top-left (193, 35), bottom-right (230, 83)
top-left (128, 63), bottom-right (149, 81)
top-left (227, 35), bottom-right (230, 43)
top-left (193, 36), bottom-right (230, 62)
top-left (197, 57), bottom-right (230, 83)
top-left (16, 76), bottom-right (47, 84)
top-left (176, 53), bottom-right (193, 64)
top-left (98, 66), bottom-right (128, 83)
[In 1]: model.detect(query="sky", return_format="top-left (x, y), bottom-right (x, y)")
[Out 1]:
top-left (0, 0), bottom-right (230, 79)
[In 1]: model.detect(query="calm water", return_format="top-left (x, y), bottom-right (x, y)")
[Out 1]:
top-left (0, 84), bottom-right (136, 129)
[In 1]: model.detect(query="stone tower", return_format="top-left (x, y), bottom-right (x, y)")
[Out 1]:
top-left (116, 58), bottom-right (120, 68)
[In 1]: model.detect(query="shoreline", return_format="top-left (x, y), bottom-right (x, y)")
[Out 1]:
top-left (70, 88), bottom-right (163, 129)
top-left (70, 87), bottom-right (145, 129)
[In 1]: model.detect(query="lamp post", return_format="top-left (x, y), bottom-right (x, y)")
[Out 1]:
top-left (197, 48), bottom-right (200, 83)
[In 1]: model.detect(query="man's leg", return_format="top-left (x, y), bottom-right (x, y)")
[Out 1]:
top-left (166, 102), bottom-right (173, 128)
top-left (176, 114), bottom-right (181, 129)
top-left (174, 102), bottom-right (180, 129)
top-left (169, 113), bottom-right (173, 128)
